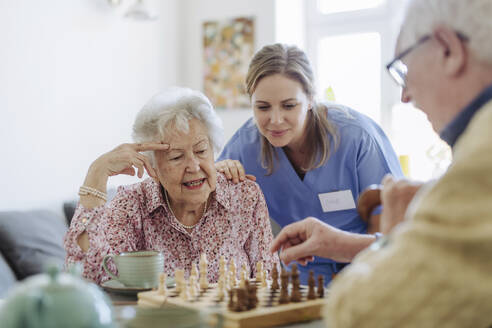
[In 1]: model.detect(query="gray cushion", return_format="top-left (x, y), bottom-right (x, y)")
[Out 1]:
top-left (0, 210), bottom-right (67, 280)
top-left (0, 251), bottom-right (17, 298)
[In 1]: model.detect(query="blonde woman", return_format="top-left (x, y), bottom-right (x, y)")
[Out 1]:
top-left (217, 44), bottom-right (403, 284)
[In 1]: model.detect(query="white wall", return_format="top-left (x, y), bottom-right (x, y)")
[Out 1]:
top-left (180, 0), bottom-right (277, 143)
top-left (0, 0), bottom-right (179, 212)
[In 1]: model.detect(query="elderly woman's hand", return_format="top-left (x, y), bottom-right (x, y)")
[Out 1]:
top-left (84, 143), bottom-right (169, 194)
top-left (215, 159), bottom-right (256, 183)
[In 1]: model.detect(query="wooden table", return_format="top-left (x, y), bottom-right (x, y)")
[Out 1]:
top-left (108, 293), bottom-right (326, 328)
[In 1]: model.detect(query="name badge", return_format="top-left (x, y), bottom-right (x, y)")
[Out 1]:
top-left (318, 190), bottom-right (356, 213)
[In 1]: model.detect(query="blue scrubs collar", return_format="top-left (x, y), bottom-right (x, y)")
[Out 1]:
top-left (440, 83), bottom-right (492, 148)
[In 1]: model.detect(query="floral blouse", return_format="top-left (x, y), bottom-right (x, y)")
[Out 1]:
top-left (64, 172), bottom-right (279, 284)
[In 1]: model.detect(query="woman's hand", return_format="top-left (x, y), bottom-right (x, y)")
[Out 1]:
top-left (215, 159), bottom-right (256, 183)
top-left (82, 143), bottom-right (169, 202)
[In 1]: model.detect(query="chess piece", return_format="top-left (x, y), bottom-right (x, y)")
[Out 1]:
top-left (180, 283), bottom-right (190, 301)
top-left (190, 262), bottom-right (198, 280)
top-left (228, 270), bottom-right (236, 289)
top-left (199, 253), bottom-right (209, 291)
top-left (307, 270), bottom-right (316, 300)
top-left (229, 259), bottom-right (236, 278)
top-left (189, 275), bottom-right (198, 300)
top-left (317, 275), bottom-right (325, 298)
top-left (247, 282), bottom-right (258, 309)
top-left (217, 275), bottom-right (226, 301)
top-left (234, 288), bottom-right (247, 312)
top-left (256, 262), bottom-right (264, 283)
top-left (239, 264), bottom-right (247, 288)
top-left (229, 259), bottom-right (237, 289)
top-left (271, 265), bottom-right (279, 290)
top-left (261, 269), bottom-right (268, 288)
top-left (228, 289), bottom-right (235, 310)
top-left (278, 267), bottom-right (289, 304)
top-left (174, 269), bottom-right (185, 293)
top-left (290, 264), bottom-right (302, 302)
top-left (219, 256), bottom-right (226, 276)
top-left (158, 272), bottom-right (167, 296)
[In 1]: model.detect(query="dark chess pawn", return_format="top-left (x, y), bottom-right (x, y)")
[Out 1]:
top-left (234, 288), bottom-right (248, 312)
top-left (317, 275), bottom-right (325, 298)
top-left (228, 289), bottom-right (235, 311)
top-left (290, 264), bottom-right (302, 302)
top-left (247, 283), bottom-right (258, 309)
top-left (278, 267), bottom-right (290, 304)
top-left (271, 265), bottom-right (279, 290)
top-left (307, 270), bottom-right (316, 300)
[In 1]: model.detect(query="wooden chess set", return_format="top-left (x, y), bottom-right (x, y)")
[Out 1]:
top-left (138, 254), bottom-right (327, 328)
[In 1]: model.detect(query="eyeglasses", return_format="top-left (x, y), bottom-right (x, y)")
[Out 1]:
top-left (386, 32), bottom-right (469, 88)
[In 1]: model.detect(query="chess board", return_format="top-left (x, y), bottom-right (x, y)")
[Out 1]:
top-left (137, 280), bottom-right (327, 328)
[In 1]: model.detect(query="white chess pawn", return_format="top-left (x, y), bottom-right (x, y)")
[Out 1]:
top-left (217, 275), bottom-right (225, 301)
top-left (256, 262), bottom-right (264, 283)
top-left (228, 269), bottom-right (236, 289)
top-left (219, 256), bottom-right (226, 273)
top-left (158, 272), bottom-right (167, 296)
top-left (174, 269), bottom-right (185, 293)
top-left (189, 275), bottom-right (198, 300)
top-left (180, 283), bottom-right (190, 301)
top-left (191, 263), bottom-right (198, 280)
top-left (199, 253), bottom-right (209, 291)
top-left (261, 269), bottom-right (268, 288)
top-left (229, 259), bottom-right (236, 280)
top-left (239, 264), bottom-right (247, 287)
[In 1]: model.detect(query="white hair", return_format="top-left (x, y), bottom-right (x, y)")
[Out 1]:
top-left (400, 0), bottom-right (492, 65)
top-left (132, 87), bottom-right (224, 162)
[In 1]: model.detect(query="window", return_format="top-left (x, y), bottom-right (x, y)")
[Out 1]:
top-left (318, 0), bottom-right (385, 15)
top-left (317, 32), bottom-right (381, 122)
top-left (304, 0), bottom-right (451, 179)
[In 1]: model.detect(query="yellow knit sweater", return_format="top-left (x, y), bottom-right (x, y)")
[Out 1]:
top-left (324, 100), bottom-right (492, 327)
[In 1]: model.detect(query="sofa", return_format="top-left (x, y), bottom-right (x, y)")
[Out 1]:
top-left (0, 208), bottom-right (73, 298)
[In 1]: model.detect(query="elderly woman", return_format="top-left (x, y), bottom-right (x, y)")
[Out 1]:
top-left (64, 87), bottom-right (279, 284)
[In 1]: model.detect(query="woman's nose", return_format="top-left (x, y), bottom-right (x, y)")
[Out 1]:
top-left (185, 156), bottom-right (200, 172)
top-left (270, 108), bottom-right (284, 124)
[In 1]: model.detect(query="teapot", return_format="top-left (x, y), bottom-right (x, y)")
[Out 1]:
top-left (0, 265), bottom-right (114, 328)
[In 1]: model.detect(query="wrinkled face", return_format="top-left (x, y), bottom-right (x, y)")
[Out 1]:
top-left (252, 74), bottom-right (312, 149)
top-left (396, 33), bottom-right (450, 133)
top-left (154, 118), bottom-right (216, 206)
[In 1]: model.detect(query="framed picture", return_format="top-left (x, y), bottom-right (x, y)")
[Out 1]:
top-left (203, 16), bottom-right (255, 109)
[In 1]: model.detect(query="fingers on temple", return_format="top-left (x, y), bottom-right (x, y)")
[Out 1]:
top-left (134, 142), bottom-right (170, 152)
top-left (136, 153), bottom-right (157, 178)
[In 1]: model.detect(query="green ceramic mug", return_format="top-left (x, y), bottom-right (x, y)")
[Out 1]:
top-left (102, 250), bottom-right (164, 288)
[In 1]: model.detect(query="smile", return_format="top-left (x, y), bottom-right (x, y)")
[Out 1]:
top-left (183, 178), bottom-right (206, 189)
top-left (269, 129), bottom-right (288, 137)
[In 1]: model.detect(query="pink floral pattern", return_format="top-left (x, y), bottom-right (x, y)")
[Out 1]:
top-left (64, 172), bottom-right (279, 285)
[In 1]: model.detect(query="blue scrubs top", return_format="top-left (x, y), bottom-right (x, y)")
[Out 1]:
top-left (218, 104), bottom-right (403, 284)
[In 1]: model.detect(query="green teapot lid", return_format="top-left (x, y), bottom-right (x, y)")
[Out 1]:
top-left (0, 265), bottom-right (114, 328)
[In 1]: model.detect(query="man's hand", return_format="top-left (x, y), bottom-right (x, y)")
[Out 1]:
top-left (270, 217), bottom-right (375, 265)
top-left (380, 175), bottom-right (423, 234)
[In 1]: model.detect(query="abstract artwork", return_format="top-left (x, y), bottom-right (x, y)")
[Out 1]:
top-left (203, 16), bottom-right (255, 109)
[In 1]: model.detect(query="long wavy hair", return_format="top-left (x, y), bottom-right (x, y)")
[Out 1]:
top-left (245, 43), bottom-right (339, 175)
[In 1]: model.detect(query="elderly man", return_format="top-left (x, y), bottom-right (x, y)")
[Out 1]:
top-left (271, 0), bottom-right (492, 326)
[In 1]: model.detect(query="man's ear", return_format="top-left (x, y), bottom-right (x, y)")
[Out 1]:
top-left (433, 25), bottom-right (467, 77)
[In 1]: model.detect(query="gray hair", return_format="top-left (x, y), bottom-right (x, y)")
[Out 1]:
top-left (400, 0), bottom-right (492, 65)
top-left (132, 87), bottom-right (224, 162)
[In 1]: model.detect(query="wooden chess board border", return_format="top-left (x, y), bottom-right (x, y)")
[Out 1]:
top-left (138, 282), bottom-right (327, 328)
